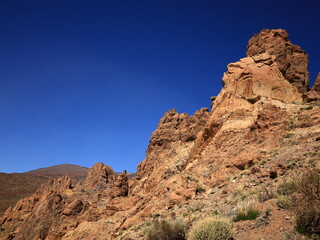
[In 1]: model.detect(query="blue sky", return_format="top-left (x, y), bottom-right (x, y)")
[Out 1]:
top-left (1, 0), bottom-right (319, 173)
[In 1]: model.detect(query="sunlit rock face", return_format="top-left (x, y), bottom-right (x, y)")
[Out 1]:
top-left (246, 29), bottom-right (309, 94)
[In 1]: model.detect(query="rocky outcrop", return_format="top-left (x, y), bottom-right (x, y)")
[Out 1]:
top-left (0, 163), bottom-right (131, 240)
top-left (220, 53), bottom-right (302, 104)
top-left (247, 29), bottom-right (309, 93)
top-left (84, 162), bottom-right (115, 188)
top-left (134, 108), bottom-right (210, 193)
top-left (112, 170), bottom-right (129, 197)
top-left (148, 108), bottom-right (210, 147)
top-left (1, 176), bottom-right (74, 240)
top-left (311, 73), bottom-right (320, 92)
top-left (304, 73), bottom-right (320, 101)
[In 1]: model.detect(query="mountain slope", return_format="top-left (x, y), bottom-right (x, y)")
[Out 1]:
top-left (25, 164), bottom-right (89, 181)
top-left (0, 164), bottom-right (89, 216)
top-left (0, 173), bottom-right (47, 216)
top-left (1, 29), bottom-right (319, 240)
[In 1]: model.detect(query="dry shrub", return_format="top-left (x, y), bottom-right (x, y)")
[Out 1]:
top-left (276, 195), bottom-right (292, 209)
top-left (235, 198), bottom-right (260, 221)
top-left (292, 170), bottom-right (320, 235)
top-left (277, 179), bottom-right (296, 196)
top-left (144, 218), bottom-right (186, 240)
top-left (188, 216), bottom-right (232, 240)
top-left (283, 230), bottom-right (304, 240)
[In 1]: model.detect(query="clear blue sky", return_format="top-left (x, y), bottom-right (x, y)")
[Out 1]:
top-left (1, 0), bottom-right (319, 173)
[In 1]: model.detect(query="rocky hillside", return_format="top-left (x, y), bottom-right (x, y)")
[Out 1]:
top-left (1, 29), bottom-right (319, 240)
top-left (0, 164), bottom-right (89, 217)
top-left (0, 164), bottom-right (136, 218)
top-left (0, 173), bottom-right (47, 217)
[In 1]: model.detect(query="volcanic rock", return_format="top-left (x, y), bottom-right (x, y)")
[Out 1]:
top-left (247, 29), bottom-right (309, 93)
top-left (304, 73), bottom-right (320, 101)
top-left (134, 108), bottom-right (210, 193)
top-left (311, 73), bottom-right (320, 92)
top-left (220, 53), bottom-right (302, 104)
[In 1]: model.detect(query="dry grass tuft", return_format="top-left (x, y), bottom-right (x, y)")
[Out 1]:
top-left (144, 217), bottom-right (186, 240)
top-left (188, 216), bottom-right (232, 240)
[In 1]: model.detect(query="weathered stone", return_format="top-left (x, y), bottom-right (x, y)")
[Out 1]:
top-left (219, 53), bottom-right (302, 104)
top-left (311, 73), bottom-right (320, 92)
top-left (111, 170), bottom-right (129, 198)
top-left (84, 162), bottom-right (115, 188)
top-left (247, 29), bottom-right (309, 93)
top-left (303, 73), bottom-right (320, 101)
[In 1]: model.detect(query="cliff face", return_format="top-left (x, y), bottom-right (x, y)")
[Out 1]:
top-left (1, 29), bottom-right (319, 240)
top-left (134, 108), bottom-right (210, 194)
top-left (246, 29), bottom-right (309, 93)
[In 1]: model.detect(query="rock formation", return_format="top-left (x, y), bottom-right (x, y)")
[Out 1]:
top-left (135, 108), bottom-right (210, 193)
top-left (0, 164), bottom-right (130, 240)
top-left (304, 73), bottom-right (320, 101)
top-left (1, 29), bottom-right (319, 240)
top-left (247, 29), bottom-right (309, 93)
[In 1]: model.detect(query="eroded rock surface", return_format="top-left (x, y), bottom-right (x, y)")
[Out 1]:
top-left (247, 29), bottom-right (309, 93)
top-left (135, 108), bottom-right (210, 192)
top-left (304, 73), bottom-right (320, 101)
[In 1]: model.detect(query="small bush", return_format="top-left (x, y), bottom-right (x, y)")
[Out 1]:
top-left (276, 195), bottom-right (292, 209)
top-left (188, 216), bottom-right (232, 240)
top-left (277, 180), bottom-right (295, 195)
top-left (144, 218), bottom-right (186, 240)
top-left (235, 198), bottom-right (260, 221)
top-left (196, 185), bottom-right (206, 194)
top-left (235, 209), bottom-right (260, 221)
top-left (258, 187), bottom-right (275, 203)
top-left (292, 170), bottom-right (320, 235)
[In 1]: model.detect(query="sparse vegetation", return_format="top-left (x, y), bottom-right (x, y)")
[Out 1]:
top-left (277, 179), bottom-right (295, 196)
top-left (152, 213), bottom-right (161, 219)
top-left (235, 198), bottom-right (260, 221)
top-left (188, 177), bottom-right (199, 183)
top-left (144, 218), bottom-right (186, 240)
top-left (300, 105), bottom-right (313, 111)
top-left (283, 230), bottom-right (304, 240)
top-left (276, 195), bottom-right (292, 209)
top-left (292, 170), bottom-right (320, 236)
top-left (196, 185), bottom-right (206, 194)
top-left (258, 187), bottom-right (274, 203)
top-left (284, 132), bottom-right (295, 138)
top-left (235, 209), bottom-right (260, 221)
top-left (188, 216), bottom-right (232, 240)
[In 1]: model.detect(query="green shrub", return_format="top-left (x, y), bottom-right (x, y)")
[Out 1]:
top-left (188, 216), bottom-right (232, 240)
top-left (292, 170), bottom-right (320, 235)
top-left (235, 209), bottom-right (259, 221)
top-left (144, 218), bottom-right (186, 240)
top-left (196, 185), bottom-right (206, 194)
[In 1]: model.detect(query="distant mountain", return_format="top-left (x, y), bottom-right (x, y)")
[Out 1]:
top-left (24, 163), bottom-right (135, 180)
top-left (24, 163), bottom-right (89, 181)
